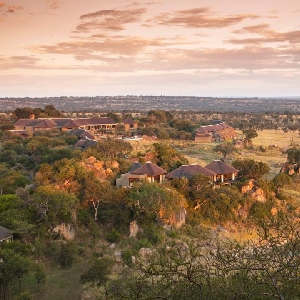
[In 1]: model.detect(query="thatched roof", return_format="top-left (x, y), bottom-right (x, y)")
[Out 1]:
top-left (129, 162), bottom-right (143, 172)
top-left (0, 226), bottom-right (13, 241)
top-left (166, 164), bottom-right (216, 179)
top-left (205, 160), bottom-right (239, 175)
top-left (130, 162), bottom-right (167, 176)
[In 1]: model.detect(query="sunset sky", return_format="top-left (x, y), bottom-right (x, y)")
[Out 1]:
top-left (1, 0), bottom-right (299, 97)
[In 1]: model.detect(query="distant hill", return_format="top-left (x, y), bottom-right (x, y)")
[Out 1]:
top-left (1, 96), bottom-right (300, 113)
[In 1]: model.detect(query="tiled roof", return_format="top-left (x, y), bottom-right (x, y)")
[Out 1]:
top-left (74, 118), bottom-right (117, 126)
top-left (34, 119), bottom-right (56, 128)
top-left (166, 164), bottom-right (216, 179)
top-left (123, 118), bottom-right (137, 125)
top-left (205, 160), bottom-right (239, 175)
top-left (130, 162), bottom-right (167, 176)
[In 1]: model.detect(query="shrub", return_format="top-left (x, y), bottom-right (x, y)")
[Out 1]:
top-left (106, 228), bottom-right (122, 243)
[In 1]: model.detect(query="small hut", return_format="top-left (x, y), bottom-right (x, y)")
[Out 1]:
top-left (205, 160), bottom-right (239, 183)
top-left (165, 164), bottom-right (216, 180)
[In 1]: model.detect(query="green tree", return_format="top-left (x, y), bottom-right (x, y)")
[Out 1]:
top-left (0, 194), bottom-right (33, 233)
top-left (80, 257), bottom-right (113, 298)
top-left (273, 173), bottom-right (292, 195)
top-left (32, 185), bottom-right (78, 226)
top-left (232, 158), bottom-right (270, 180)
top-left (286, 148), bottom-right (300, 164)
top-left (125, 182), bottom-right (186, 221)
top-left (213, 142), bottom-right (237, 161)
top-left (0, 245), bottom-right (36, 300)
top-left (13, 108), bottom-right (34, 120)
top-left (242, 128), bottom-right (258, 147)
top-left (153, 143), bottom-right (188, 172)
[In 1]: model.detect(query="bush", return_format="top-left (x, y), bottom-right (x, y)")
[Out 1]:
top-left (121, 249), bottom-right (134, 266)
top-left (106, 228), bottom-right (122, 243)
top-left (58, 241), bottom-right (77, 268)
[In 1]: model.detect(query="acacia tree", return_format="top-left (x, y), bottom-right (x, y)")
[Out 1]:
top-left (153, 142), bottom-right (189, 172)
top-left (32, 185), bottom-right (78, 226)
top-left (232, 158), bottom-right (270, 180)
top-left (213, 142), bottom-right (237, 161)
top-left (125, 182), bottom-right (186, 221)
top-left (242, 128), bottom-right (258, 147)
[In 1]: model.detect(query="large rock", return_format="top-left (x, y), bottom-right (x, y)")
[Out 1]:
top-left (138, 248), bottom-right (152, 259)
top-left (241, 179), bottom-right (255, 194)
top-left (251, 188), bottom-right (267, 203)
top-left (129, 220), bottom-right (139, 238)
top-left (53, 223), bottom-right (75, 240)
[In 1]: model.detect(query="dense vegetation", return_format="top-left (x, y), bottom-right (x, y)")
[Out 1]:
top-left (1, 106), bottom-right (300, 299)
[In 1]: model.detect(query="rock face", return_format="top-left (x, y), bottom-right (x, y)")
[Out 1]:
top-left (80, 156), bottom-right (119, 180)
top-left (241, 179), bottom-right (267, 203)
top-left (53, 223), bottom-right (75, 240)
top-left (168, 208), bottom-right (186, 229)
top-left (280, 163), bottom-right (297, 175)
top-left (251, 188), bottom-right (266, 203)
top-left (129, 220), bottom-right (140, 238)
top-left (138, 248), bottom-right (152, 259)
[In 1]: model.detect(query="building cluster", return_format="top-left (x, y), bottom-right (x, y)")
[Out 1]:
top-left (194, 121), bottom-right (237, 143)
top-left (116, 160), bottom-right (238, 187)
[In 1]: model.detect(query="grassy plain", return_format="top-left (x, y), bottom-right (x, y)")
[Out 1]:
top-left (179, 130), bottom-right (300, 180)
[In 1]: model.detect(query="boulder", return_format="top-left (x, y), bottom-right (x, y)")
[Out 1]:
top-left (53, 223), bottom-right (75, 240)
top-left (138, 248), bottom-right (152, 259)
top-left (129, 220), bottom-right (139, 238)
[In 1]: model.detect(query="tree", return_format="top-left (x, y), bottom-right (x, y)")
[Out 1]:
top-left (125, 182), bottom-right (186, 222)
top-left (13, 108), bottom-right (34, 120)
top-left (0, 245), bottom-right (37, 300)
top-left (242, 128), bottom-right (258, 147)
top-left (80, 257), bottom-right (113, 298)
top-left (0, 194), bottom-right (34, 234)
top-left (273, 173), bottom-right (292, 194)
top-left (232, 158), bottom-right (270, 180)
top-left (286, 148), bottom-right (300, 164)
top-left (213, 142), bottom-right (237, 161)
top-left (32, 185), bottom-right (78, 226)
top-left (153, 143), bottom-right (189, 172)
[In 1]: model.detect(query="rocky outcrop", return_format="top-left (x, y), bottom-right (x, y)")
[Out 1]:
top-left (80, 156), bottom-right (119, 180)
top-left (241, 179), bottom-right (267, 202)
top-left (280, 163), bottom-right (298, 175)
top-left (138, 247), bottom-right (152, 259)
top-left (53, 223), bottom-right (75, 240)
top-left (129, 220), bottom-right (140, 238)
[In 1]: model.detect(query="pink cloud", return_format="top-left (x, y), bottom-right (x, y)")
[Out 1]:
top-left (76, 7), bottom-right (147, 32)
top-left (148, 7), bottom-right (259, 28)
top-left (229, 24), bottom-right (300, 45)
top-left (6, 5), bottom-right (23, 13)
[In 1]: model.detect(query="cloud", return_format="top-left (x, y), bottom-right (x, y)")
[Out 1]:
top-left (76, 7), bottom-right (147, 32)
top-left (229, 24), bottom-right (300, 45)
top-left (6, 5), bottom-right (23, 13)
top-left (47, 1), bottom-right (60, 10)
top-left (0, 55), bottom-right (40, 70)
top-left (32, 35), bottom-right (166, 59)
top-left (148, 7), bottom-right (259, 28)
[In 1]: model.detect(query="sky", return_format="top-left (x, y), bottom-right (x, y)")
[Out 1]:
top-left (0, 0), bottom-right (299, 98)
